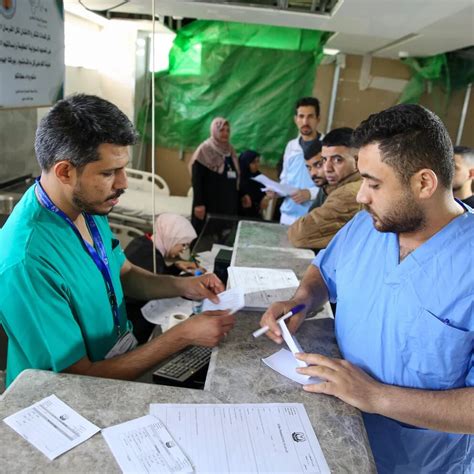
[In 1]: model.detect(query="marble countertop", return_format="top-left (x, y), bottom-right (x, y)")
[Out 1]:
top-left (231, 220), bottom-right (315, 279)
top-left (0, 370), bottom-right (221, 473)
top-left (206, 314), bottom-right (375, 473)
top-left (205, 220), bottom-right (376, 473)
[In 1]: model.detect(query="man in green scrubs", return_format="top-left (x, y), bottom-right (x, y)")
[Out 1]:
top-left (0, 94), bottom-right (235, 387)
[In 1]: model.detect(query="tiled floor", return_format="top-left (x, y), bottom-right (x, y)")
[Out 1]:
top-left (0, 371), bottom-right (5, 394)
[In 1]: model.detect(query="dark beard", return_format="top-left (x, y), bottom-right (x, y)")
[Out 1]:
top-left (366, 197), bottom-right (426, 234)
top-left (72, 189), bottom-right (124, 215)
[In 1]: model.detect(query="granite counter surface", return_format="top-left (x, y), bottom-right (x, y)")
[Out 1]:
top-left (206, 314), bottom-right (376, 474)
top-left (0, 370), bottom-right (221, 473)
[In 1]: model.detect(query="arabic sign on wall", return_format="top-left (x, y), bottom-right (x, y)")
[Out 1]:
top-left (0, 0), bottom-right (64, 108)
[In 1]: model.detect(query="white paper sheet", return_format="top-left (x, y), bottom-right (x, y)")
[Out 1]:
top-left (141, 297), bottom-right (194, 325)
top-left (263, 349), bottom-right (321, 385)
top-left (3, 394), bottom-right (100, 460)
top-left (102, 415), bottom-right (193, 474)
top-left (227, 267), bottom-right (299, 310)
top-left (228, 267), bottom-right (299, 293)
top-left (149, 403), bottom-right (330, 474)
top-left (279, 319), bottom-right (308, 367)
top-left (201, 288), bottom-right (245, 314)
top-left (252, 174), bottom-right (297, 197)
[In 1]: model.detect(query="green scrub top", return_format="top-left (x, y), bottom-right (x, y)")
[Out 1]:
top-left (0, 186), bottom-right (129, 387)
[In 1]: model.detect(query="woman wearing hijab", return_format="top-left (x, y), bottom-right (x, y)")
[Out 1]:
top-left (125, 213), bottom-right (201, 276)
top-left (189, 117), bottom-right (240, 234)
top-left (124, 213), bottom-right (203, 343)
top-left (238, 150), bottom-right (267, 218)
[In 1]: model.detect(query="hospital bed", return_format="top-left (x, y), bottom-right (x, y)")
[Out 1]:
top-left (110, 168), bottom-right (193, 231)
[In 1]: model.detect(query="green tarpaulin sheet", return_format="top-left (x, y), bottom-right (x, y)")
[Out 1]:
top-left (399, 47), bottom-right (474, 112)
top-left (137, 21), bottom-right (329, 166)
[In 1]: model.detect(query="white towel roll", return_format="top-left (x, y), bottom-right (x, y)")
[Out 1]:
top-left (166, 312), bottom-right (189, 331)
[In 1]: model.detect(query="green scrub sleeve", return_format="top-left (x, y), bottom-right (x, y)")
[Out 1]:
top-left (1, 258), bottom-right (88, 384)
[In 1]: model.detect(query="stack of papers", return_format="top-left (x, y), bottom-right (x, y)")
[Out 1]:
top-left (227, 266), bottom-right (299, 310)
top-left (4, 396), bottom-right (330, 473)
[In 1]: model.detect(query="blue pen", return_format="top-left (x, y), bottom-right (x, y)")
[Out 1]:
top-left (252, 304), bottom-right (306, 338)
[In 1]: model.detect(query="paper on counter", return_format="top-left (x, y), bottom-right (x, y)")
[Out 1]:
top-left (263, 349), bottom-right (322, 385)
top-left (252, 174), bottom-right (297, 197)
top-left (227, 267), bottom-right (299, 310)
top-left (150, 403), bottom-right (330, 474)
top-left (228, 267), bottom-right (299, 293)
top-left (102, 415), bottom-right (193, 474)
top-left (3, 394), bottom-right (100, 461)
top-left (201, 288), bottom-right (245, 314)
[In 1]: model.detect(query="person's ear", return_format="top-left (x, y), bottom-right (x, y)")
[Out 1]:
top-left (412, 169), bottom-right (438, 199)
top-left (468, 167), bottom-right (474, 179)
top-left (53, 161), bottom-right (77, 186)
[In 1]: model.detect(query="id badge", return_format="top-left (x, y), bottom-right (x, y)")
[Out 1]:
top-left (227, 170), bottom-right (237, 179)
top-left (105, 330), bottom-right (138, 359)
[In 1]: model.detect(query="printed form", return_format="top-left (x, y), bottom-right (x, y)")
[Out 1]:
top-left (149, 403), bottom-right (330, 474)
top-left (3, 394), bottom-right (100, 460)
top-left (102, 415), bottom-right (193, 474)
top-left (227, 267), bottom-right (299, 310)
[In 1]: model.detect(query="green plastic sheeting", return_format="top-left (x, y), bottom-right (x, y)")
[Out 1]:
top-left (137, 21), bottom-right (329, 166)
top-left (398, 47), bottom-right (474, 112)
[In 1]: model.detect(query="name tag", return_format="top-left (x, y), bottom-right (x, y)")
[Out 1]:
top-left (105, 330), bottom-right (138, 359)
top-left (227, 170), bottom-right (237, 179)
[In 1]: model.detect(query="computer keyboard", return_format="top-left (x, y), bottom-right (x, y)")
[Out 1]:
top-left (152, 345), bottom-right (212, 384)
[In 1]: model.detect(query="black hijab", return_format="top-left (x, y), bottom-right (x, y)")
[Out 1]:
top-left (239, 150), bottom-right (260, 181)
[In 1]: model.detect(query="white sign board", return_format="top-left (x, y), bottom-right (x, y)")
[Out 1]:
top-left (0, 0), bottom-right (64, 108)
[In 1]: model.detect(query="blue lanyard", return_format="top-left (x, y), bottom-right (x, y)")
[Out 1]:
top-left (35, 178), bottom-right (122, 336)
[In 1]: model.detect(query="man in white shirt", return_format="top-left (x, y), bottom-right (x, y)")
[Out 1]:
top-left (270, 97), bottom-right (323, 225)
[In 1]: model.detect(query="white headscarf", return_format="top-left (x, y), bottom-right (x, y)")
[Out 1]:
top-left (153, 213), bottom-right (197, 258)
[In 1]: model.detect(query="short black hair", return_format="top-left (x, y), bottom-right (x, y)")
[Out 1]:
top-left (35, 94), bottom-right (137, 171)
top-left (454, 146), bottom-right (474, 166)
top-left (322, 127), bottom-right (354, 148)
top-left (295, 97), bottom-right (320, 118)
top-left (352, 104), bottom-right (454, 188)
top-left (303, 140), bottom-right (322, 160)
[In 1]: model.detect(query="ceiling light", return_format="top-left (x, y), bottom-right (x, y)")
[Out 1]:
top-left (323, 47), bottom-right (340, 56)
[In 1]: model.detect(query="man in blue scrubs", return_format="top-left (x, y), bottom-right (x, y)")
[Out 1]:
top-left (0, 94), bottom-right (235, 386)
top-left (261, 104), bottom-right (473, 472)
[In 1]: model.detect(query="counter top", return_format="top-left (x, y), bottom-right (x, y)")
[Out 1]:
top-left (0, 370), bottom-right (221, 473)
top-left (204, 220), bottom-right (376, 473)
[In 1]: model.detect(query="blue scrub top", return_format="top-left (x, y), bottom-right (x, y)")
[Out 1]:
top-left (314, 208), bottom-right (474, 472)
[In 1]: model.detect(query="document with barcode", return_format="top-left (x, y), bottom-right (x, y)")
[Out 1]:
top-left (150, 403), bottom-right (330, 473)
top-left (3, 394), bottom-right (100, 460)
top-left (102, 415), bottom-right (193, 473)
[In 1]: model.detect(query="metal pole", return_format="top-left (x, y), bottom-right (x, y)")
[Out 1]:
top-left (326, 54), bottom-right (343, 134)
top-left (456, 83), bottom-right (472, 145)
top-left (151, 0), bottom-right (157, 274)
